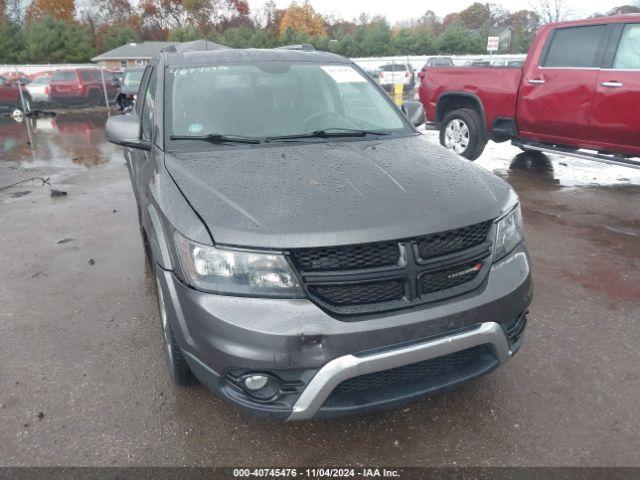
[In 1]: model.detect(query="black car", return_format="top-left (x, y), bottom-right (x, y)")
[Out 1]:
top-left (105, 47), bottom-right (532, 420)
top-left (115, 68), bottom-right (144, 111)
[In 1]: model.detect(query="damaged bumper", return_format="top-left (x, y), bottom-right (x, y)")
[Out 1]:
top-left (156, 245), bottom-right (532, 420)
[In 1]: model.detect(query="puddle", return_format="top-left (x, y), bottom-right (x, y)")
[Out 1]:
top-left (420, 129), bottom-right (640, 190)
top-left (0, 110), bottom-right (120, 169)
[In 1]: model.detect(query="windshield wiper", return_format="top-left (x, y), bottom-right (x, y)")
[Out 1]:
top-left (170, 133), bottom-right (262, 144)
top-left (266, 128), bottom-right (390, 141)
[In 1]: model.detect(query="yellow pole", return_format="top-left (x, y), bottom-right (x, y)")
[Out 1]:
top-left (393, 83), bottom-right (403, 106)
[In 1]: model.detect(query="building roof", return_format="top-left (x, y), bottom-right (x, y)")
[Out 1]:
top-left (92, 42), bottom-right (178, 62)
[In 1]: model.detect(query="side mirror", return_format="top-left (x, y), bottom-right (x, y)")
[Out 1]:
top-left (401, 101), bottom-right (426, 127)
top-left (105, 114), bottom-right (150, 150)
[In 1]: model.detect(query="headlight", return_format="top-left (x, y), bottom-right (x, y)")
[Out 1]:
top-left (174, 231), bottom-right (303, 298)
top-left (493, 203), bottom-right (524, 262)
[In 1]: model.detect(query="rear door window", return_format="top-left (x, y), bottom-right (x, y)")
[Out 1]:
top-left (543, 25), bottom-right (609, 68)
top-left (613, 24), bottom-right (640, 69)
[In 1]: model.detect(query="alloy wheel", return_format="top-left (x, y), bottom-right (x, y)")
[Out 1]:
top-left (444, 118), bottom-right (470, 154)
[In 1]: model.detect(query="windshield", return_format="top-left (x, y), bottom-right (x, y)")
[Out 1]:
top-left (166, 62), bottom-right (410, 144)
top-left (33, 77), bottom-right (50, 84)
top-left (52, 70), bottom-right (77, 82)
top-left (381, 64), bottom-right (407, 72)
top-left (123, 70), bottom-right (143, 87)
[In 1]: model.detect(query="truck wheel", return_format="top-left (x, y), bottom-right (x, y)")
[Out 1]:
top-left (153, 265), bottom-right (197, 386)
top-left (440, 108), bottom-right (486, 160)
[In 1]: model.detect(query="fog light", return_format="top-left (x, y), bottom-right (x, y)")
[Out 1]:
top-left (244, 375), bottom-right (269, 391)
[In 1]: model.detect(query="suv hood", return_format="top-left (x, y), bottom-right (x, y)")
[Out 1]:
top-left (165, 135), bottom-right (513, 249)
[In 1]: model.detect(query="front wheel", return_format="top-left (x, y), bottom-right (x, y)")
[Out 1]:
top-left (439, 108), bottom-right (486, 160)
top-left (153, 265), bottom-right (197, 386)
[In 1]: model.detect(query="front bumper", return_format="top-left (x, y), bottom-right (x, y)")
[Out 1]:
top-left (158, 244), bottom-right (532, 420)
top-left (289, 321), bottom-right (511, 420)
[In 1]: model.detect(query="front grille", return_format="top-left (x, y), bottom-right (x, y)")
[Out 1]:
top-left (416, 221), bottom-right (492, 260)
top-left (420, 260), bottom-right (483, 294)
top-left (290, 241), bottom-right (399, 272)
top-left (291, 220), bottom-right (494, 316)
top-left (309, 280), bottom-right (404, 306)
top-left (332, 345), bottom-right (489, 395)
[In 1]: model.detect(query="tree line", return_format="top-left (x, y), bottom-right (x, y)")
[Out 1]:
top-left (0, 0), bottom-right (639, 64)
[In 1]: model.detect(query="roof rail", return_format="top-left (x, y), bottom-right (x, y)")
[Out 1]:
top-left (276, 44), bottom-right (316, 51)
top-left (161, 40), bottom-right (230, 54)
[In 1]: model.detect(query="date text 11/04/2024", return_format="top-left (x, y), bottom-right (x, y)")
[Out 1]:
top-left (232, 468), bottom-right (401, 478)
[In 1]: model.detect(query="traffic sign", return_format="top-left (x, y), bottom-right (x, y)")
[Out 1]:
top-left (487, 36), bottom-right (499, 52)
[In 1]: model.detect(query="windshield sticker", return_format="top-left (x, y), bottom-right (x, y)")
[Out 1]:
top-left (321, 66), bottom-right (367, 83)
top-left (188, 123), bottom-right (203, 134)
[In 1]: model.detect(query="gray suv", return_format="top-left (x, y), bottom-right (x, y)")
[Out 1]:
top-left (106, 46), bottom-right (532, 420)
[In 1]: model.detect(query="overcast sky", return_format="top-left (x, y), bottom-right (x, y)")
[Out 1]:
top-left (248, 0), bottom-right (629, 24)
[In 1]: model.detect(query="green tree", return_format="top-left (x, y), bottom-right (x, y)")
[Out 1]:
top-left (168, 25), bottom-right (200, 41)
top-left (215, 26), bottom-right (256, 48)
top-left (436, 22), bottom-right (483, 54)
top-left (360, 17), bottom-right (391, 56)
top-left (102, 25), bottom-right (137, 50)
top-left (248, 29), bottom-right (276, 48)
top-left (0, 21), bottom-right (25, 63)
top-left (23, 16), bottom-right (95, 63)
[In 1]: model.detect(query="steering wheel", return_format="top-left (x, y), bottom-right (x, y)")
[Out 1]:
top-left (301, 111), bottom-right (345, 130)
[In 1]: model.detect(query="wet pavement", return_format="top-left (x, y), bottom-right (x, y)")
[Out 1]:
top-left (0, 111), bottom-right (639, 466)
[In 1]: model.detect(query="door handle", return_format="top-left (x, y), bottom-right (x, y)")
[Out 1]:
top-left (527, 78), bottom-right (545, 85)
top-left (600, 81), bottom-right (623, 88)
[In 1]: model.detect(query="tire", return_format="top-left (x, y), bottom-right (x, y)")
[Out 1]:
top-left (17, 94), bottom-right (31, 114)
top-left (88, 90), bottom-right (102, 107)
top-left (153, 264), bottom-right (197, 386)
top-left (439, 108), bottom-right (486, 160)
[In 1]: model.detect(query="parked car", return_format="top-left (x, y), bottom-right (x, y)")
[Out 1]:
top-left (26, 76), bottom-right (51, 104)
top-left (115, 68), bottom-right (144, 111)
top-left (48, 68), bottom-right (119, 107)
top-left (0, 75), bottom-right (31, 112)
top-left (418, 14), bottom-right (640, 163)
top-left (377, 62), bottom-right (415, 92)
top-left (426, 57), bottom-right (454, 67)
top-left (105, 47), bottom-right (532, 420)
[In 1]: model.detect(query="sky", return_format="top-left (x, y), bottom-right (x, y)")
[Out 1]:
top-left (247, 0), bottom-right (631, 24)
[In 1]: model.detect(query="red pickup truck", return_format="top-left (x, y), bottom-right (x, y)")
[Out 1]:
top-left (418, 15), bottom-right (640, 167)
